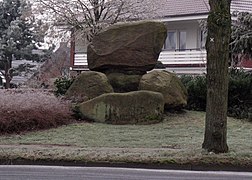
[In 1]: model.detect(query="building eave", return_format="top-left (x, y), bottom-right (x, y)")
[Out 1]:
top-left (156, 13), bottom-right (209, 22)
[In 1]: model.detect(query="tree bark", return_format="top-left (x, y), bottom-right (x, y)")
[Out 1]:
top-left (4, 56), bottom-right (12, 89)
top-left (202, 0), bottom-right (231, 153)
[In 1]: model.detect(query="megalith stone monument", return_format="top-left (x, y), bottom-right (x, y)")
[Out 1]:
top-left (78, 90), bottom-right (164, 124)
top-left (139, 70), bottom-right (188, 109)
top-left (87, 21), bottom-right (167, 74)
top-left (65, 71), bottom-right (113, 102)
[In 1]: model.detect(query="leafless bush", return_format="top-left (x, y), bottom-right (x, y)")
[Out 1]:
top-left (0, 89), bottom-right (76, 134)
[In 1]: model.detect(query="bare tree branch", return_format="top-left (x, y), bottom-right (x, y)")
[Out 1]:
top-left (35, 0), bottom-right (158, 42)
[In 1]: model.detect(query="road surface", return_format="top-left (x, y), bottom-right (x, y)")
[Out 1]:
top-left (0, 166), bottom-right (252, 180)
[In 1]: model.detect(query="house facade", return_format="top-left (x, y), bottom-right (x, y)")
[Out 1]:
top-left (70, 0), bottom-right (252, 74)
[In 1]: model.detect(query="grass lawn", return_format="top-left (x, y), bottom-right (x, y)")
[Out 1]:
top-left (0, 111), bottom-right (251, 166)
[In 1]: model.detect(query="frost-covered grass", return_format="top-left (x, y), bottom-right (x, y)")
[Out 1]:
top-left (0, 89), bottom-right (76, 134)
top-left (0, 111), bottom-right (251, 166)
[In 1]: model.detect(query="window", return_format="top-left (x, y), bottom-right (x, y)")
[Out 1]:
top-left (74, 30), bottom-right (89, 53)
top-left (164, 31), bottom-right (177, 50)
top-left (179, 31), bottom-right (186, 50)
top-left (163, 31), bottom-right (186, 51)
top-left (200, 30), bottom-right (207, 49)
top-left (75, 36), bottom-right (88, 53)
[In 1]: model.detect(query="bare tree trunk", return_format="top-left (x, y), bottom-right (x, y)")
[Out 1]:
top-left (4, 57), bottom-right (12, 89)
top-left (202, 0), bottom-right (231, 153)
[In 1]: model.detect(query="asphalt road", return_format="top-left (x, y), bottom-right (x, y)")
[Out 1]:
top-left (0, 166), bottom-right (252, 180)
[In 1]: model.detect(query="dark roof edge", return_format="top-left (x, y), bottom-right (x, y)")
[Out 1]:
top-left (162, 12), bottom-right (209, 19)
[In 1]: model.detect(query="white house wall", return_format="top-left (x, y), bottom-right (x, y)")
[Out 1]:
top-left (75, 35), bottom-right (88, 53)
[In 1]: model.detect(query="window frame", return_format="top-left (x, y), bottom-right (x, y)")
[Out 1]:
top-left (163, 30), bottom-right (187, 51)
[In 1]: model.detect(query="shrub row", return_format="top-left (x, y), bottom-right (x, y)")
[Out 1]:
top-left (180, 69), bottom-right (252, 119)
top-left (0, 89), bottom-right (76, 134)
top-left (54, 76), bottom-right (75, 96)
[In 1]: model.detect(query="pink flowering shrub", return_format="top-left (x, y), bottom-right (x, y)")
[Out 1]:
top-left (0, 89), bottom-right (76, 134)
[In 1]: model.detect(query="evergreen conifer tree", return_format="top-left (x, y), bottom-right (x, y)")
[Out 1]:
top-left (0, 0), bottom-right (42, 88)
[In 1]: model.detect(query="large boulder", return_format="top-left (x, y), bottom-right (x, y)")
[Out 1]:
top-left (65, 71), bottom-right (113, 102)
top-left (78, 90), bottom-right (164, 124)
top-left (106, 72), bottom-right (142, 92)
top-left (139, 70), bottom-right (188, 109)
top-left (87, 21), bottom-right (167, 73)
